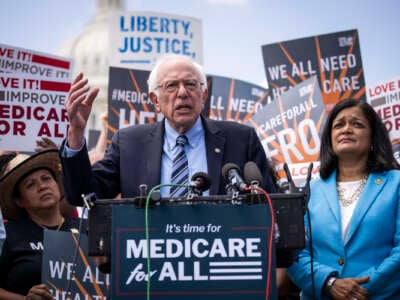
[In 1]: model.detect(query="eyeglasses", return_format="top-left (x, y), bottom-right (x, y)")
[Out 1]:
top-left (156, 79), bottom-right (204, 93)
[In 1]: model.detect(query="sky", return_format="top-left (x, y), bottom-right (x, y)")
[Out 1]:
top-left (1, 0), bottom-right (399, 88)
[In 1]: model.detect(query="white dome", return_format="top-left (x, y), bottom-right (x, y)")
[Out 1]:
top-left (57, 0), bottom-right (124, 131)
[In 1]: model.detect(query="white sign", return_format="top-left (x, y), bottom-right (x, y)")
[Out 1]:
top-left (367, 77), bottom-right (400, 162)
top-left (0, 43), bottom-right (72, 80)
top-left (0, 73), bottom-right (69, 151)
top-left (109, 11), bottom-right (203, 70)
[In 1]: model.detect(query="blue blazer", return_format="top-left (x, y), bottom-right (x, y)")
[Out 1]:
top-left (287, 170), bottom-right (400, 299)
top-left (60, 117), bottom-right (276, 204)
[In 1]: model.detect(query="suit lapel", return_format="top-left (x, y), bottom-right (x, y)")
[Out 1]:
top-left (203, 119), bottom-right (225, 195)
top-left (321, 171), bottom-right (342, 224)
top-left (345, 173), bottom-right (387, 244)
top-left (143, 122), bottom-right (164, 189)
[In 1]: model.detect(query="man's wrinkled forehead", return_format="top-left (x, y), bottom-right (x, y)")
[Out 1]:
top-left (157, 60), bottom-right (201, 82)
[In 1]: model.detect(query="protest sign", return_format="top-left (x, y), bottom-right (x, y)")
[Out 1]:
top-left (262, 29), bottom-right (365, 112)
top-left (42, 230), bottom-right (110, 299)
top-left (0, 73), bottom-right (70, 151)
top-left (107, 66), bottom-right (162, 141)
top-left (0, 43), bottom-right (72, 80)
top-left (247, 76), bottom-right (325, 183)
top-left (208, 75), bottom-right (271, 123)
top-left (109, 11), bottom-right (203, 70)
top-left (367, 77), bottom-right (400, 163)
top-left (0, 44), bottom-right (73, 152)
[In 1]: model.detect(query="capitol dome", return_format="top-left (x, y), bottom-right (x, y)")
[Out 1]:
top-left (57, 0), bottom-right (124, 131)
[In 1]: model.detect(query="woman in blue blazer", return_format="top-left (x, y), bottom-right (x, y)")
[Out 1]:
top-left (287, 99), bottom-right (400, 299)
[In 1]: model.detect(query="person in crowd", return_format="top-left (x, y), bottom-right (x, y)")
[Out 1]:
top-left (88, 110), bottom-right (108, 165)
top-left (34, 137), bottom-right (59, 153)
top-left (0, 149), bottom-right (84, 298)
top-left (1, 142), bottom-right (78, 218)
top-left (34, 138), bottom-right (78, 218)
top-left (60, 54), bottom-right (277, 204)
top-left (287, 99), bottom-right (400, 299)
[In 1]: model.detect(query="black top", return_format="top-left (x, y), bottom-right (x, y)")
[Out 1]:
top-left (0, 216), bottom-right (85, 295)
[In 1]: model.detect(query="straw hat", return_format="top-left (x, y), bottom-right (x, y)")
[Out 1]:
top-left (0, 149), bottom-right (63, 220)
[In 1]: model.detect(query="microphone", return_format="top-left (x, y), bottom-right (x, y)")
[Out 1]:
top-left (283, 162), bottom-right (313, 194)
top-left (189, 172), bottom-right (211, 196)
top-left (81, 192), bottom-right (97, 209)
top-left (244, 161), bottom-right (263, 188)
top-left (283, 162), bottom-right (313, 213)
top-left (304, 162), bottom-right (313, 207)
top-left (283, 163), bottom-right (297, 193)
top-left (222, 163), bottom-right (247, 195)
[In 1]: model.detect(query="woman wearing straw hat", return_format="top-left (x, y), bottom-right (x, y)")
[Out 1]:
top-left (0, 149), bottom-right (83, 299)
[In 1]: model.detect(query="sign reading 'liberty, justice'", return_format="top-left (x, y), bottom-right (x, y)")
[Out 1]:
top-left (109, 12), bottom-right (203, 70)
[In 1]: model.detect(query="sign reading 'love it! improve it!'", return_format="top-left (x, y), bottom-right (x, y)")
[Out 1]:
top-left (367, 77), bottom-right (400, 164)
top-left (0, 43), bottom-right (73, 152)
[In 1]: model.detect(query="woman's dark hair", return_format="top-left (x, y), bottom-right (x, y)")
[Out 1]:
top-left (319, 99), bottom-right (399, 179)
top-left (12, 167), bottom-right (58, 198)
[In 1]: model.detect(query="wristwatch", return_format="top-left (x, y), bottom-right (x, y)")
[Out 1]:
top-left (324, 276), bottom-right (337, 294)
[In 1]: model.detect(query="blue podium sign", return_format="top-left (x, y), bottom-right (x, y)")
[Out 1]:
top-left (111, 203), bottom-right (276, 299)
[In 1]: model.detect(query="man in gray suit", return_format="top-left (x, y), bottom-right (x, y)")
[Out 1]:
top-left (60, 54), bottom-right (276, 204)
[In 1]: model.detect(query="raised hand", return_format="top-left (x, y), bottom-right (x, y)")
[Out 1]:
top-left (35, 137), bottom-right (58, 152)
top-left (65, 72), bottom-right (99, 149)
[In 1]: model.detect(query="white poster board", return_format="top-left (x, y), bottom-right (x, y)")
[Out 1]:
top-left (0, 43), bottom-right (72, 80)
top-left (0, 73), bottom-right (69, 151)
top-left (367, 77), bottom-right (400, 162)
top-left (109, 11), bottom-right (203, 70)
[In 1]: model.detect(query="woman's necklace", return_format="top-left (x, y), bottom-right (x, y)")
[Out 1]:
top-left (36, 216), bottom-right (65, 231)
top-left (336, 176), bottom-right (367, 207)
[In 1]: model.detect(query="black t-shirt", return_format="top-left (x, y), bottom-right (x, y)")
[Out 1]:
top-left (0, 216), bottom-right (85, 295)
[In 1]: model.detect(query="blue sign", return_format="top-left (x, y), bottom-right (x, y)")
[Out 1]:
top-left (111, 203), bottom-right (276, 299)
top-left (42, 230), bottom-right (111, 298)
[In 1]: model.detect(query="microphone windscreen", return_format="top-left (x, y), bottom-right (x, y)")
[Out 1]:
top-left (191, 172), bottom-right (211, 191)
top-left (222, 163), bottom-right (240, 178)
top-left (244, 161), bottom-right (263, 184)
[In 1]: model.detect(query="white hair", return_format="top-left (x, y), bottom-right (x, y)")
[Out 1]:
top-left (147, 54), bottom-right (207, 96)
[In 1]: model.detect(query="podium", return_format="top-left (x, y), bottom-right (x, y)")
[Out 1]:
top-left (88, 193), bottom-right (306, 299)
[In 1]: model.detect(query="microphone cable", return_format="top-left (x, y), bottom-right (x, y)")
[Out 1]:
top-left (306, 204), bottom-right (316, 300)
top-left (244, 185), bottom-right (275, 300)
top-left (144, 182), bottom-right (189, 300)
